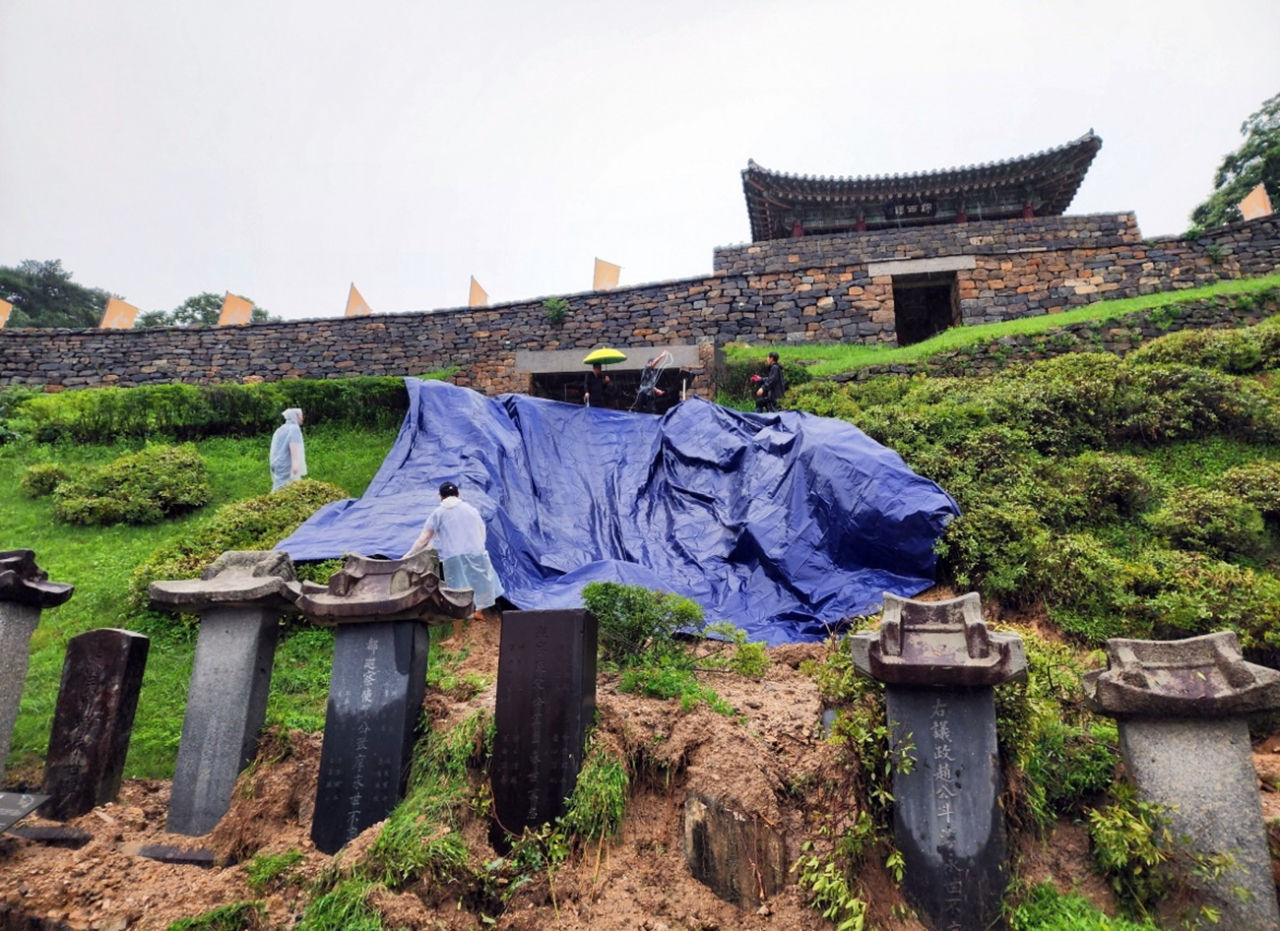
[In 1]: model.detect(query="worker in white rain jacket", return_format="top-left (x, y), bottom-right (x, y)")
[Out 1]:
top-left (269, 408), bottom-right (307, 491)
top-left (403, 481), bottom-right (504, 616)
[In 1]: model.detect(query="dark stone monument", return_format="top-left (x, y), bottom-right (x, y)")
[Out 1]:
top-left (0, 550), bottom-right (73, 785)
top-left (490, 609), bottom-right (597, 842)
top-left (1084, 631), bottom-right (1280, 929)
top-left (149, 550), bottom-right (301, 835)
top-left (683, 792), bottom-right (787, 908)
top-left (294, 552), bottom-right (472, 854)
top-left (40, 628), bottom-right (149, 820)
top-left (849, 592), bottom-right (1026, 931)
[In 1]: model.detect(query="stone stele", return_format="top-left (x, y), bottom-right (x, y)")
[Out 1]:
top-left (0, 550), bottom-right (74, 785)
top-left (40, 628), bottom-right (150, 820)
top-left (293, 551), bottom-right (473, 855)
top-left (850, 592), bottom-right (1026, 931)
top-left (1084, 631), bottom-right (1280, 929)
top-left (149, 550), bottom-right (301, 835)
top-left (490, 609), bottom-right (597, 844)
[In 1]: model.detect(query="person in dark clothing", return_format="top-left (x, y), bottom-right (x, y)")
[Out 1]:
top-left (634, 350), bottom-right (670, 413)
top-left (755, 351), bottom-right (785, 412)
top-left (584, 363), bottom-right (612, 408)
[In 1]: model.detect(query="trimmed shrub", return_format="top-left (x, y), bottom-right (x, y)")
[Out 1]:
top-left (1127, 326), bottom-right (1264, 374)
top-left (1144, 487), bottom-right (1268, 560)
top-left (581, 581), bottom-right (705, 666)
top-left (52, 444), bottom-right (211, 526)
top-left (1120, 549), bottom-right (1280, 652)
top-left (1217, 460), bottom-right (1280, 521)
top-left (935, 502), bottom-right (1051, 601)
top-left (1037, 452), bottom-right (1154, 527)
top-left (129, 478), bottom-right (349, 609)
top-left (19, 462), bottom-right (72, 498)
top-left (6, 375), bottom-right (414, 444)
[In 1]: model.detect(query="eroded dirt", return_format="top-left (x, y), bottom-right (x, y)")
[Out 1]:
top-left (1, 608), bottom-right (1276, 929)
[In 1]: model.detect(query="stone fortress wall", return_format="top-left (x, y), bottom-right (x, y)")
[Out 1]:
top-left (1, 215), bottom-right (1277, 396)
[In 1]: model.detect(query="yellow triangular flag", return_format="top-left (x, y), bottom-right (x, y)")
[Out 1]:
top-left (100, 297), bottom-right (139, 329)
top-left (346, 283), bottom-right (372, 317)
top-left (593, 257), bottom-right (621, 291)
top-left (468, 276), bottom-right (488, 308)
top-left (1239, 182), bottom-right (1273, 221)
top-left (0, 298), bottom-right (12, 329)
top-left (218, 292), bottom-right (253, 326)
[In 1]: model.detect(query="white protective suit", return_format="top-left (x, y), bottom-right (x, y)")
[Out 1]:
top-left (269, 408), bottom-right (307, 491)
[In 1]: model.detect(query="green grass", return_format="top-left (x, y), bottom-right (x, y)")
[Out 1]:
top-left (0, 422), bottom-right (395, 779)
top-left (724, 273), bottom-right (1280, 375)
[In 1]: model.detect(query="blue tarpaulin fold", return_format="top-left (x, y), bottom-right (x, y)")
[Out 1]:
top-left (276, 378), bottom-right (959, 645)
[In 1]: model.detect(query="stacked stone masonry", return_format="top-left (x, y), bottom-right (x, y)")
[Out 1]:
top-left (1, 215), bottom-right (1277, 395)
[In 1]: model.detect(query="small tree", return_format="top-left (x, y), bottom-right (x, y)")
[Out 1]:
top-left (1187, 91), bottom-right (1280, 233)
top-left (135, 291), bottom-right (275, 327)
top-left (0, 259), bottom-right (114, 328)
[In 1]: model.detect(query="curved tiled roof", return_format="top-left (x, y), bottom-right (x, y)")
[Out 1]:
top-left (742, 132), bottom-right (1102, 241)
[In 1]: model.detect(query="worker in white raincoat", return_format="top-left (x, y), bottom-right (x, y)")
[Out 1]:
top-left (403, 481), bottom-right (504, 616)
top-left (269, 408), bottom-right (307, 491)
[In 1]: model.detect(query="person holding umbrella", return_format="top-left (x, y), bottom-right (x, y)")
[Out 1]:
top-left (582, 347), bottom-right (626, 407)
top-left (584, 363), bottom-right (612, 408)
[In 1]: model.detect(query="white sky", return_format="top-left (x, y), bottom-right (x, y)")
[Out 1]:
top-left (2, 1), bottom-right (1278, 321)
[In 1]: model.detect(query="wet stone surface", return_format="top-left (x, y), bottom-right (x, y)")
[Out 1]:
top-left (491, 609), bottom-right (597, 842)
top-left (311, 620), bottom-right (430, 855)
top-left (40, 629), bottom-right (149, 821)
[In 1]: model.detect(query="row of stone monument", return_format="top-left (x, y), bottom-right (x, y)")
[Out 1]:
top-left (3, 548), bottom-right (1279, 929)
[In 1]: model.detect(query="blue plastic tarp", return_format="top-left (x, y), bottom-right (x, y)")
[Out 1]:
top-left (276, 378), bottom-right (959, 645)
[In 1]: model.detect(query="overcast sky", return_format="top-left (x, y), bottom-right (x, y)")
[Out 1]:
top-left (2, 1), bottom-right (1277, 322)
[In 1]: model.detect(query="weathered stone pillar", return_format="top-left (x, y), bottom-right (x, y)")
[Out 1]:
top-left (849, 592), bottom-right (1026, 931)
top-left (294, 552), bottom-right (472, 854)
top-left (40, 628), bottom-right (150, 820)
top-left (0, 550), bottom-right (74, 784)
top-left (1083, 631), bottom-right (1280, 929)
top-left (149, 550), bottom-right (300, 835)
top-left (490, 609), bottom-right (597, 843)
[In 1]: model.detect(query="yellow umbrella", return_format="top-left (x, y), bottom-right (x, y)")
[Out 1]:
top-left (582, 347), bottom-right (627, 365)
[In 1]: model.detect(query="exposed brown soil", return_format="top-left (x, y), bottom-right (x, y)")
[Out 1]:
top-left (1, 604), bottom-right (1277, 930)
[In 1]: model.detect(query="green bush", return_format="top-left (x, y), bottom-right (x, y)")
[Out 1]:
top-left (129, 478), bottom-right (349, 608)
top-left (1038, 452), bottom-right (1154, 527)
top-left (995, 632), bottom-right (1118, 832)
top-left (1144, 486), bottom-right (1269, 560)
top-left (936, 502), bottom-right (1051, 600)
top-left (1123, 549), bottom-right (1280, 652)
top-left (1087, 785), bottom-right (1230, 924)
top-left (1009, 883), bottom-right (1159, 930)
top-left (581, 582), bottom-right (705, 666)
top-left (18, 461), bottom-right (72, 498)
top-left (6, 375), bottom-right (414, 444)
top-left (1217, 459), bottom-right (1280, 521)
top-left (52, 444), bottom-right (211, 525)
top-left (1028, 534), bottom-right (1130, 639)
top-left (1128, 326), bottom-right (1264, 373)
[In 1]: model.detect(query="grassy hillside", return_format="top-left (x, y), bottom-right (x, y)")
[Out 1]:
top-left (1, 291), bottom-right (1277, 927)
top-left (0, 422), bottom-right (398, 778)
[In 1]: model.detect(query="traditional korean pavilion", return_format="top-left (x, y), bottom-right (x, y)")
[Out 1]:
top-left (742, 131), bottom-right (1102, 241)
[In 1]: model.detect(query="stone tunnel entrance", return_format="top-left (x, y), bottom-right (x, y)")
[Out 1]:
top-left (892, 272), bottom-right (959, 347)
top-left (516, 344), bottom-right (712, 412)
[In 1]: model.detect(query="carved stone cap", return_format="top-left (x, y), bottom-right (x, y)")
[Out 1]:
top-left (292, 551), bottom-right (473, 625)
top-left (148, 550), bottom-right (301, 612)
top-left (0, 549), bottom-right (74, 608)
top-left (849, 592), bottom-right (1027, 687)
top-left (1083, 631), bottom-right (1280, 718)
